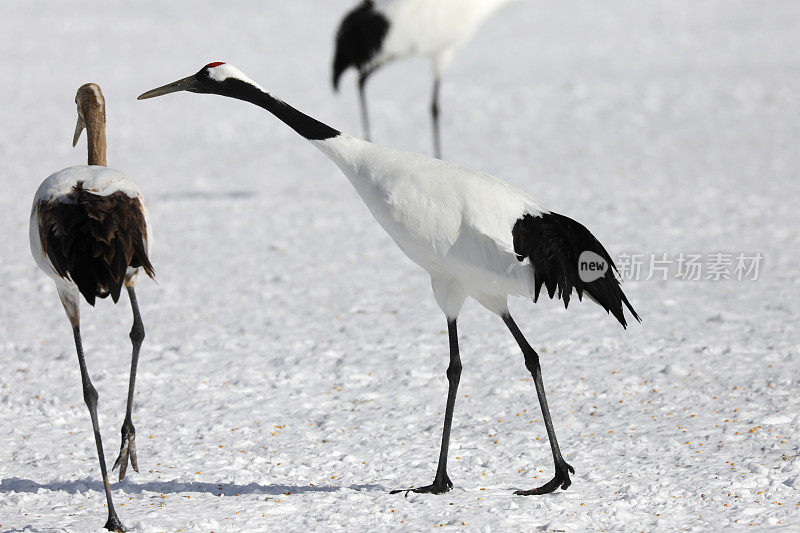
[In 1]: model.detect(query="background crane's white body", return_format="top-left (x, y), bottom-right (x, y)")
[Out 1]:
top-left (372, 0), bottom-right (516, 74)
top-left (333, 0), bottom-right (519, 157)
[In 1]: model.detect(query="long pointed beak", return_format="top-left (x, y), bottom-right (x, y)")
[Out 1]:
top-left (137, 75), bottom-right (199, 100)
top-left (72, 117), bottom-right (85, 147)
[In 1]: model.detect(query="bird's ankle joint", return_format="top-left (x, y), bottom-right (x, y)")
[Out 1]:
top-left (523, 354), bottom-right (540, 373)
top-left (446, 362), bottom-right (462, 381)
top-left (129, 324), bottom-right (145, 343)
top-left (83, 384), bottom-right (98, 408)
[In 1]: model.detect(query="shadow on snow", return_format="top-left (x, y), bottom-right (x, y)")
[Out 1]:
top-left (0, 477), bottom-right (384, 497)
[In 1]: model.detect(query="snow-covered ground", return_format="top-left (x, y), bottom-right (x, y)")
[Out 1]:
top-left (1, 0), bottom-right (799, 531)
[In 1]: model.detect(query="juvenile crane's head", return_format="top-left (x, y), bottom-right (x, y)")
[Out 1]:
top-left (73, 83), bottom-right (106, 147)
top-left (138, 62), bottom-right (263, 100)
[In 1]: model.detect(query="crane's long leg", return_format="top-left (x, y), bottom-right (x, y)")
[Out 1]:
top-left (72, 325), bottom-right (125, 532)
top-left (502, 313), bottom-right (574, 495)
top-left (113, 285), bottom-right (143, 480)
top-left (358, 72), bottom-right (371, 141)
top-left (431, 76), bottom-right (442, 159)
top-left (391, 318), bottom-right (461, 495)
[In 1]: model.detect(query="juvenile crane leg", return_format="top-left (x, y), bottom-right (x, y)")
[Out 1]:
top-left (72, 325), bottom-right (125, 532)
top-left (391, 319), bottom-right (461, 495)
top-left (431, 77), bottom-right (442, 159)
top-left (113, 285), bottom-right (143, 481)
top-left (358, 72), bottom-right (371, 141)
top-left (502, 314), bottom-right (574, 495)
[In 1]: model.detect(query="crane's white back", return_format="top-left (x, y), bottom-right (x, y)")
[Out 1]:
top-left (312, 134), bottom-right (543, 311)
top-left (375, 0), bottom-right (519, 71)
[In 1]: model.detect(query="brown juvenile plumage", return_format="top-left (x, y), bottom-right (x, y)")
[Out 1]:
top-left (38, 182), bottom-right (154, 305)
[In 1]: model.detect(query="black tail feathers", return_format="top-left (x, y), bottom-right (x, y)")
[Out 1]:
top-left (512, 212), bottom-right (640, 328)
top-left (40, 183), bottom-right (154, 307)
top-left (332, 0), bottom-right (389, 90)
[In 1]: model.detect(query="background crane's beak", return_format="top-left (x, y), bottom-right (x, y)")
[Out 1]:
top-left (138, 75), bottom-right (199, 100)
top-left (72, 117), bottom-right (84, 147)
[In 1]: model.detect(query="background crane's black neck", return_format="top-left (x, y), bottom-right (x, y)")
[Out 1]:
top-left (219, 79), bottom-right (340, 141)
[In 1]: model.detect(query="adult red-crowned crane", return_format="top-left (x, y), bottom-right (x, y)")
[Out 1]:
top-left (29, 84), bottom-right (154, 531)
top-left (332, 0), bottom-right (519, 158)
top-left (139, 63), bottom-right (639, 496)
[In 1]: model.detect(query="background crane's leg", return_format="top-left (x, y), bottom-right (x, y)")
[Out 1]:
top-left (358, 72), bottom-right (371, 141)
top-left (391, 318), bottom-right (461, 495)
top-left (72, 324), bottom-right (125, 532)
top-left (502, 314), bottom-right (574, 495)
top-left (113, 285), bottom-right (144, 480)
top-left (431, 76), bottom-right (442, 159)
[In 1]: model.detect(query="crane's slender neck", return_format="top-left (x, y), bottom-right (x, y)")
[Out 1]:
top-left (221, 79), bottom-right (340, 141)
top-left (85, 109), bottom-right (107, 167)
top-left (210, 78), bottom-right (380, 224)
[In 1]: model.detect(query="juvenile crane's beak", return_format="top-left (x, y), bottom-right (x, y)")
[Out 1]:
top-left (72, 117), bottom-right (85, 147)
top-left (138, 75), bottom-right (199, 100)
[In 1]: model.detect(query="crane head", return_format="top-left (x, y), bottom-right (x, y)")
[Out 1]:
top-left (73, 83), bottom-right (105, 147)
top-left (137, 62), bottom-right (262, 100)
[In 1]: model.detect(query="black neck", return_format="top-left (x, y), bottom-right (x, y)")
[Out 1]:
top-left (220, 79), bottom-right (340, 141)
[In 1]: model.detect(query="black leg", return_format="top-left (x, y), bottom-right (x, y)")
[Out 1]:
top-left (358, 72), bottom-right (371, 142)
top-left (113, 285), bottom-right (143, 481)
top-left (431, 76), bottom-right (441, 159)
top-left (391, 318), bottom-right (461, 495)
top-left (502, 314), bottom-right (574, 496)
top-left (72, 325), bottom-right (125, 532)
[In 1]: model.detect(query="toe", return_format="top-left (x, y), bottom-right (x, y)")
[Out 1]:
top-left (117, 457), bottom-right (128, 481)
top-left (112, 448), bottom-right (125, 472)
top-left (129, 440), bottom-right (139, 473)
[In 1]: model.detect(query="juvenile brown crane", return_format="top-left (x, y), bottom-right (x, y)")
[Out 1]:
top-left (29, 84), bottom-right (154, 532)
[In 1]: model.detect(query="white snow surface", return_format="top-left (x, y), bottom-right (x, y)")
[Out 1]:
top-left (1, 1), bottom-right (799, 532)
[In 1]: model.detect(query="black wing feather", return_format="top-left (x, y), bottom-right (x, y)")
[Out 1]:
top-left (332, 0), bottom-right (390, 89)
top-left (512, 212), bottom-right (640, 328)
top-left (39, 182), bottom-right (155, 306)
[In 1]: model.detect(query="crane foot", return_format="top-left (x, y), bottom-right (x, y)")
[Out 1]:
top-left (514, 461), bottom-right (574, 495)
top-left (104, 514), bottom-right (125, 532)
top-left (390, 473), bottom-right (453, 496)
top-left (112, 420), bottom-right (138, 481)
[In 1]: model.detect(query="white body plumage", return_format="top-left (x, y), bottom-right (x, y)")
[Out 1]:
top-left (371, 0), bottom-right (518, 73)
top-left (313, 135), bottom-right (545, 316)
